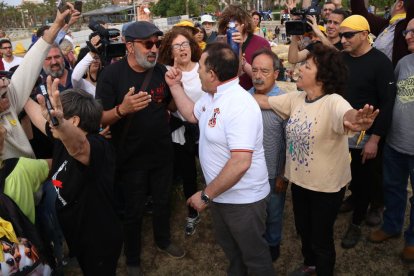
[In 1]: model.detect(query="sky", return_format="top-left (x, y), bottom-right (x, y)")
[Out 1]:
top-left (3, 0), bottom-right (23, 6)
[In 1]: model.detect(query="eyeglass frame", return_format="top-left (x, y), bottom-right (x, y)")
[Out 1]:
top-left (131, 39), bottom-right (161, 50)
top-left (171, 41), bottom-right (190, 51)
top-left (1, 46), bottom-right (12, 50)
top-left (402, 29), bottom-right (414, 37)
top-left (339, 30), bottom-right (365, 39)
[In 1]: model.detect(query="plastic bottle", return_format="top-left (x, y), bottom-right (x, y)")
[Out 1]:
top-left (226, 21), bottom-right (240, 57)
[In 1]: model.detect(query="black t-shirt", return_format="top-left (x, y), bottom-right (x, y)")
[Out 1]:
top-left (333, 41), bottom-right (343, 50)
top-left (96, 59), bottom-right (173, 170)
top-left (48, 127), bottom-right (122, 256)
top-left (342, 48), bottom-right (396, 137)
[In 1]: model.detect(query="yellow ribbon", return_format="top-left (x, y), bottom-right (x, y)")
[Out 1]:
top-left (0, 217), bottom-right (19, 262)
top-left (389, 13), bottom-right (406, 25)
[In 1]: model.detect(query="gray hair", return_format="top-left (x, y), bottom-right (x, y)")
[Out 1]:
top-left (251, 48), bottom-right (281, 71)
top-left (60, 88), bottom-right (103, 133)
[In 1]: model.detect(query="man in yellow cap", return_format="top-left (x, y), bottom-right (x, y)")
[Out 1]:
top-left (339, 15), bottom-right (397, 250)
top-left (351, 0), bottom-right (413, 67)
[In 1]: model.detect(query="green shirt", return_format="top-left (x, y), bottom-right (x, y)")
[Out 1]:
top-left (4, 157), bottom-right (49, 224)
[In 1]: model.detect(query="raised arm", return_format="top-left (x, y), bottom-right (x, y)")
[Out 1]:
top-left (288, 36), bottom-right (310, 64)
top-left (8, 5), bottom-right (80, 114)
top-left (38, 77), bottom-right (90, 165)
top-left (165, 66), bottom-right (198, 124)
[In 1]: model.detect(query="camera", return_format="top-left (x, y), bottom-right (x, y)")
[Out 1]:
top-left (286, 0), bottom-right (321, 35)
top-left (88, 21), bottom-right (126, 64)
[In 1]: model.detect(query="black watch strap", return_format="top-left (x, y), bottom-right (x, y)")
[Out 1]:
top-left (201, 190), bottom-right (211, 205)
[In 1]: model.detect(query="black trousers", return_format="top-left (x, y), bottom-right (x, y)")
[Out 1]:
top-left (291, 184), bottom-right (345, 276)
top-left (173, 142), bottom-right (199, 217)
top-left (117, 164), bottom-right (173, 265)
top-left (349, 146), bottom-right (383, 225)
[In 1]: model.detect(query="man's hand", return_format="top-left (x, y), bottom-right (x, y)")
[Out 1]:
top-left (118, 87), bottom-right (151, 116)
top-left (66, 9), bottom-right (81, 28)
top-left (361, 136), bottom-right (379, 164)
top-left (165, 58), bottom-right (183, 89)
top-left (187, 191), bottom-right (208, 213)
top-left (275, 177), bottom-right (288, 193)
top-left (344, 104), bottom-right (379, 132)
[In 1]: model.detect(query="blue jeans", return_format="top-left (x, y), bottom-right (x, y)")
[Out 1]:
top-left (265, 178), bottom-right (286, 246)
top-left (381, 143), bottom-right (414, 244)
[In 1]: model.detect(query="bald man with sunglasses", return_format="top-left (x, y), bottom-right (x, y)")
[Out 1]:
top-left (351, 0), bottom-right (414, 67)
top-left (96, 21), bottom-right (184, 275)
top-left (339, 15), bottom-right (397, 249)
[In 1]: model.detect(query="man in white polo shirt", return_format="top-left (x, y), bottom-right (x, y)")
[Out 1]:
top-left (165, 42), bottom-right (275, 275)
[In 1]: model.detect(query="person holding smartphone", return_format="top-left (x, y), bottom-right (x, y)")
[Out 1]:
top-left (0, 4), bottom-right (80, 161)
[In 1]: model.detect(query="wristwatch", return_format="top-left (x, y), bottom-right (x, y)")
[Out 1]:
top-left (201, 190), bottom-right (211, 205)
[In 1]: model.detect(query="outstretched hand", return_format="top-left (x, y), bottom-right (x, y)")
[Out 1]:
top-left (344, 104), bottom-right (379, 132)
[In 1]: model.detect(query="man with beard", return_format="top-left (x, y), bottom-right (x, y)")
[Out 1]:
top-left (42, 44), bottom-right (72, 91)
top-left (96, 21), bottom-right (184, 276)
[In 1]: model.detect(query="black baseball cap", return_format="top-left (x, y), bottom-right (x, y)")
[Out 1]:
top-left (124, 21), bottom-right (163, 42)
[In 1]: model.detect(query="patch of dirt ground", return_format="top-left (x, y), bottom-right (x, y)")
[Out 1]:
top-left (64, 178), bottom-right (414, 276)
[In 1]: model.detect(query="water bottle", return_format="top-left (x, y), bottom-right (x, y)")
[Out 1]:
top-left (227, 21), bottom-right (240, 57)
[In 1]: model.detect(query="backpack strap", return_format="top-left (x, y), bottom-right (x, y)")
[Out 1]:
top-left (0, 158), bottom-right (19, 192)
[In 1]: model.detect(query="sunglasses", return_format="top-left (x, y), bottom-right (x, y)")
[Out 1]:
top-left (132, 40), bottom-right (161, 50)
top-left (339, 31), bottom-right (364, 39)
top-left (402, 29), bottom-right (414, 37)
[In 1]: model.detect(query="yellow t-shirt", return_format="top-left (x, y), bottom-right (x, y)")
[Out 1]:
top-left (268, 92), bottom-right (353, 192)
top-left (4, 157), bottom-right (49, 224)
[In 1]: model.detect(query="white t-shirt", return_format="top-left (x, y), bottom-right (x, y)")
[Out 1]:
top-left (194, 78), bottom-right (269, 204)
top-left (168, 63), bottom-right (204, 145)
top-left (269, 92), bottom-right (353, 192)
top-left (2, 56), bottom-right (23, 71)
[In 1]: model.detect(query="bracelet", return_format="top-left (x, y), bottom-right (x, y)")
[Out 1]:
top-left (115, 105), bottom-right (125, 118)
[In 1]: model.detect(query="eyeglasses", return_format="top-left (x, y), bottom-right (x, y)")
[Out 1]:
top-left (1, 46), bottom-right (12, 50)
top-left (339, 31), bottom-right (364, 39)
top-left (132, 39), bottom-right (161, 50)
top-left (323, 8), bottom-right (334, 11)
top-left (402, 29), bottom-right (414, 37)
top-left (171, 41), bottom-right (190, 51)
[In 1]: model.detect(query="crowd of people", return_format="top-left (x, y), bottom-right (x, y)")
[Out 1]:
top-left (0, 0), bottom-right (413, 275)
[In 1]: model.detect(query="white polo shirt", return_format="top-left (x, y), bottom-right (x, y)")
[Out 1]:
top-left (194, 78), bottom-right (269, 204)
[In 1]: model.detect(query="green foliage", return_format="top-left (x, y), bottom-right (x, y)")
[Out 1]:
top-left (153, 0), bottom-right (219, 17)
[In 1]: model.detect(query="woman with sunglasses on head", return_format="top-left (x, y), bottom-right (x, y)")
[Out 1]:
top-left (158, 28), bottom-right (204, 236)
top-left (71, 35), bottom-right (102, 97)
top-left (254, 44), bottom-right (379, 276)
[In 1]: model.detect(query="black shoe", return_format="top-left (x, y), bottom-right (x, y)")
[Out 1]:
top-left (365, 207), bottom-right (382, 227)
top-left (269, 245), bottom-right (280, 262)
top-left (144, 196), bottom-right (153, 215)
top-left (341, 223), bottom-right (361, 249)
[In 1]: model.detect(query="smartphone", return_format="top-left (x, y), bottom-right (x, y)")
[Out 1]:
top-left (39, 85), bottom-right (59, 127)
top-left (74, 0), bottom-right (83, 13)
top-left (57, 0), bottom-right (71, 24)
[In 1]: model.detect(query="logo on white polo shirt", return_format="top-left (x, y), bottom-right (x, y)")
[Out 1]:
top-left (208, 108), bottom-right (220, 127)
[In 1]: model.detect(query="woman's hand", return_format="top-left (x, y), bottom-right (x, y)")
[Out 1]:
top-left (36, 76), bottom-right (64, 128)
top-left (344, 104), bottom-right (379, 132)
